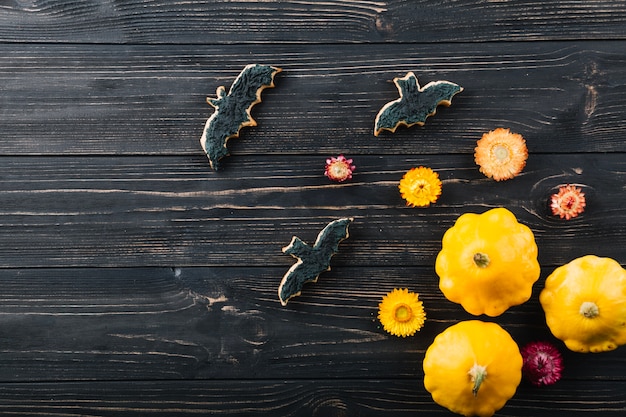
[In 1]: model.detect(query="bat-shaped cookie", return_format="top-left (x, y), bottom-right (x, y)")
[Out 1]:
top-left (278, 218), bottom-right (353, 306)
top-left (200, 64), bottom-right (282, 170)
top-left (374, 72), bottom-right (462, 136)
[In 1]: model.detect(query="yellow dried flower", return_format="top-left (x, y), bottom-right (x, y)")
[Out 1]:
top-left (378, 288), bottom-right (426, 337)
top-left (474, 128), bottom-right (528, 181)
top-left (398, 166), bottom-right (442, 207)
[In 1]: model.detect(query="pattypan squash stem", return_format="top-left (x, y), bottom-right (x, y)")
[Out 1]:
top-left (473, 253), bottom-right (490, 268)
top-left (579, 301), bottom-right (600, 319)
top-left (468, 363), bottom-right (488, 397)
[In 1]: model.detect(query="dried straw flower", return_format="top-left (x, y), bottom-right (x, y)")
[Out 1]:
top-left (325, 155), bottom-right (355, 182)
top-left (378, 288), bottom-right (426, 337)
top-left (521, 341), bottom-right (563, 386)
top-left (398, 166), bottom-right (442, 207)
top-left (550, 184), bottom-right (586, 220)
top-left (474, 128), bottom-right (528, 181)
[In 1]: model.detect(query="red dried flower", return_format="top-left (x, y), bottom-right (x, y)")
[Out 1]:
top-left (521, 341), bottom-right (563, 386)
top-left (550, 184), bottom-right (586, 220)
top-left (325, 155), bottom-right (355, 182)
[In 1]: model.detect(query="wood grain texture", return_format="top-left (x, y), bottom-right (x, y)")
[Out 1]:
top-left (0, 379), bottom-right (622, 416)
top-left (1, 1), bottom-right (626, 415)
top-left (1, 42), bottom-right (626, 155)
top-left (0, 0), bottom-right (626, 44)
top-left (0, 267), bottom-right (623, 384)
top-left (0, 154), bottom-right (623, 268)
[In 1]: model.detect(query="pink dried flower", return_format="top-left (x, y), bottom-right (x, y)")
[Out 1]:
top-left (550, 184), bottom-right (586, 220)
top-left (521, 341), bottom-right (563, 386)
top-left (324, 155), bottom-right (355, 182)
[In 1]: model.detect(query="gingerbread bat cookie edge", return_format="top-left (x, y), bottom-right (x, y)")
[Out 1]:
top-left (200, 64), bottom-right (282, 170)
top-left (278, 217), bottom-right (353, 306)
top-left (374, 72), bottom-right (463, 136)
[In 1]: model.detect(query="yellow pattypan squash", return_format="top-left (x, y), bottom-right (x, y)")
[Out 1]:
top-left (435, 207), bottom-right (540, 316)
top-left (540, 255), bottom-right (626, 353)
top-left (423, 320), bottom-right (522, 417)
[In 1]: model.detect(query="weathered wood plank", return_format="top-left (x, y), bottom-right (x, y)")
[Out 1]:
top-left (1, 42), bottom-right (626, 155)
top-left (0, 378), bottom-right (622, 416)
top-left (1, 2), bottom-right (624, 415)
top-left (0, 267), bottom-right (623, 383)
top-left (1, 0), bottom-right (626, 44)
top-left (0, 154), bottom-right (623, 268)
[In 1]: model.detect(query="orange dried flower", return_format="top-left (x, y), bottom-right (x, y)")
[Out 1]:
top-left (550, 184), bottom-right (586, 220)
top-left (398, 166), bottom-right (442, 207)
top-left (474, 128), bottom-right (528, 181)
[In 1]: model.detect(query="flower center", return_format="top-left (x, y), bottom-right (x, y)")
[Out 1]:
top-left (330, 162), bottom-right (349, 178)
top-left (535, 354), bottom-right (547, 370)
top-left (410, 180), bottom-right (430, 195)
top-left (561, 193), bottom-right (585, 212)
top-left (580, 301), bottom-right (599, 318)
top-left (394, 303), bottom-right (413, 322)
top-left (492, 144), bottom-right (510, 163)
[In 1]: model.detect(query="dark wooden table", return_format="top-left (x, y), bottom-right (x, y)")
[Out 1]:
top-left (1, 1), bottom-right (625, 415)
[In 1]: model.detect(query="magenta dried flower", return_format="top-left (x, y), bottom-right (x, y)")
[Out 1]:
top-left (521, 341), bottom-right (563, 386)
top-left (324, 155), bottom-right (355, 182)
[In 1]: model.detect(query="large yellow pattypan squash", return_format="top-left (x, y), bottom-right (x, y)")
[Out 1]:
top-left (435, 207), bottom-right (540, 316)
top-left (423, 320), bottom-right (522, 417)
top-left (540, 255), bottom-right (626, 353)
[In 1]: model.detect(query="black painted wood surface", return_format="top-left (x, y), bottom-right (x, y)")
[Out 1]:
top-left (1, 1), bottom-right (625, 415)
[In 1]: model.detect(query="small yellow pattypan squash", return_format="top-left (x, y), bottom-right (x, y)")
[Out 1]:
top-left (423, 320), bottom-right (522, 417)
top-left (435, 207), bottom-right (540, 316)
top-left (540, 255), bottom-right (626, 353)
